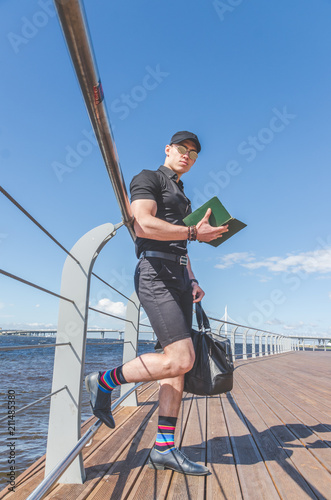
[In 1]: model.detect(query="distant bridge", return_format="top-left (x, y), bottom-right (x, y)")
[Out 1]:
top-left (0, 329), bottom-right (125, 339)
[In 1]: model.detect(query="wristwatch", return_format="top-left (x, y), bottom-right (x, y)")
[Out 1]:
top-left (190, 279), bottom-right (199, 285)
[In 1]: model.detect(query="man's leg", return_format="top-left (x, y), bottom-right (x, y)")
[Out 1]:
top-left (123, 338), bottom-right (194, 382)
top-left (146, 377), bottom-right (184, 457)
top-left (85, 339), bottom-right (193, 428)
top-left (85, 340), bottom-right (209, 475)
top-left (147, 374), bottom-right (209, 475)
top-left (158, 375), bottom-right (184, 417)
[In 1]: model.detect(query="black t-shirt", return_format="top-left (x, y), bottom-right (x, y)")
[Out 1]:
top-left (130, 165), bottom-right (192, 257)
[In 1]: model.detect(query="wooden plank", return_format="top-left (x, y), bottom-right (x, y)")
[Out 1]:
top-left (221, 392), bottom-right (280, 500)
top-left (237, 355), bottom-right (331, 416)
top-left (236, 362), bottom-right (331, 425)
top-left (83, 401), bottom-right (159, 499)
top-left (236, 364), bottom-right (331, 477)
top-left (205, 395), bottom-right (242, 500)
top-left (232, 376), bottom-right (319, 499)
top-left (261, 352), bottom-right (331, 398)
top-left (238, 362), bottom-right (331, 441)
top-left (234, 369), bottom-right (331, 498)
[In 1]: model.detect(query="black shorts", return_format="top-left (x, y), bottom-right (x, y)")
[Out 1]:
top-left (134, 257), bottom-right (193, 348)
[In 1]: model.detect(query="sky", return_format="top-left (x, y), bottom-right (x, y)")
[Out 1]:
top-left (1, 0), bottom-right (331, 339)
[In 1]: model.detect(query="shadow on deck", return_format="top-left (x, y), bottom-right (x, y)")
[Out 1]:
top-left (1, 351), bottom-right (331, 500)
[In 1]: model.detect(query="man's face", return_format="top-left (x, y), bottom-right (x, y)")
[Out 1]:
top-left (164, 140), bottom-right (198, 179)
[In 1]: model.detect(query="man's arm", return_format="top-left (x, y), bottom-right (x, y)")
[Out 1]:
top-left (132, 200), bottom-right (229, 242)
top-left (132, 199), bottom-right (189, 241)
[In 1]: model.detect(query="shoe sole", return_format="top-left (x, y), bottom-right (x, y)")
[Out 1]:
top-left (85, 374), bottom-right (116, 429)
top-left (85, 373), bottom-right (95, 394)
top-left (148, 460), bottom-right (209, 476)
top-left (85, 374), bottom-right (95, 413)
top-left (148, 461), bottom-right (165, 470)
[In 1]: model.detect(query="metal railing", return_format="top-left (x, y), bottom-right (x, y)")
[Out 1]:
top-left (208, 317), bottom-right (294, 359)
top-left (53, 0), bottom-right (135, 238)
top-left (0, 387), bottom-right (68, 425)
top-left (0, 342), bottom-right (71, 351)
top-left (207, 317), bottom-right (330, 356)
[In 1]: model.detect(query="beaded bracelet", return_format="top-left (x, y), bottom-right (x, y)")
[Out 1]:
top-left (187, 225), bottom-right (197, 241)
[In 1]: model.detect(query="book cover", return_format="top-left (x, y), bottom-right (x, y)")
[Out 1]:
top-left (183, 196), bottom-right (246, 247)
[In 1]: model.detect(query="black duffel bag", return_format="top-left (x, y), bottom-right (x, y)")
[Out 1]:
top-left (184, 303), bottom-right (234, 396)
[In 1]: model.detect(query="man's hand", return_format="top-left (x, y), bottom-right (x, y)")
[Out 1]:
top-left (196, 208), bottom-right (228, 242)
top-left (192, 282), bottom-right (205, 303)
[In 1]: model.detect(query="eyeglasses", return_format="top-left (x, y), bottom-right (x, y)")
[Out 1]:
top-left (172, 144), bottom-right (198, 161)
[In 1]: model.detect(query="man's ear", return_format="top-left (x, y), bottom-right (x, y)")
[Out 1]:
top-left (165, 144), bottom-right (171, 156)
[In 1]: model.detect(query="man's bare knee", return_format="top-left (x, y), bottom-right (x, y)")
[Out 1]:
top-left (164, 339), bottom-right (195, 376)
top-left (178, 354), bottom-right (195, 374)
top-left (177, 349), bottom-right (195, 374)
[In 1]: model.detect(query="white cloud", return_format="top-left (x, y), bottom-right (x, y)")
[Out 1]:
top-left (265, 318), bottom-right (283, 326)
top-left (257, 274), bottom-right (273, 283)
top-left (215, 252), bottom-right (255, 269)
top-left (283, 324), bottom-right (300, 331)
top-left (0, 302), bottom-right (5, 310)
top-left (139, 311), bottom-right (150, 323)
top-left (96, 298), bottom-right (127, 317)
top-left (215, 248), bottom-right (331, 275)
top-left (264, 319), bottom-right (323, 335)
top-left (26, 322), bottom-right (55, 328)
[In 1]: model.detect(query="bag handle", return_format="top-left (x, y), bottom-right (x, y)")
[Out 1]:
top-left (195, 301), bottom-right (211, 332)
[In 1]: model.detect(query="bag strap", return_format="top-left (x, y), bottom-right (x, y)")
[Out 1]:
top-left (195, 301), bottom-right (211, 332)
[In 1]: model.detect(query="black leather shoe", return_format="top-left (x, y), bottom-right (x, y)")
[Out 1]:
top-left (148, 447), bottom-right (209, 476)
top-left (85, 372), bottom-right (115, 429)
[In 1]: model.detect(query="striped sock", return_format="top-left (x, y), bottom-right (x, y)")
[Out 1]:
top-left (98, 365), bottom-right (127, 393)
top-left (154, 416), bottom-right (177, 454)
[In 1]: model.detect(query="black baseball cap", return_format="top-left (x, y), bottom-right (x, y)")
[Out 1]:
top-left (170, 131), bottom-right (201, 153)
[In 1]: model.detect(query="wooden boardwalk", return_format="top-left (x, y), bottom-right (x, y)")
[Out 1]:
top-left (1, 351), bottom-right (331, 499)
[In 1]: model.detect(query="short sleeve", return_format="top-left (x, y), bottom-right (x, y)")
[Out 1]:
top-left (130, 170), bottom-right (161, 203)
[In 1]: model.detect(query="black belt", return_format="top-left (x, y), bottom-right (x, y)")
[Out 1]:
top-left (141, 251), bottom-right (188, 266)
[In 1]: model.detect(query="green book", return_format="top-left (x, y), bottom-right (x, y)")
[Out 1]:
top-left (183, 196), bottom-right (246, 247)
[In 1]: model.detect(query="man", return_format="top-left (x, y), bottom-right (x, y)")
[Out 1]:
top-left (86, 131), bottom-right (228, 475)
